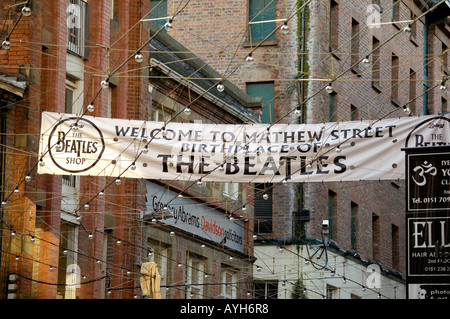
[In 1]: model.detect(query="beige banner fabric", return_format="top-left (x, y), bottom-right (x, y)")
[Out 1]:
top-left (38, 112), bottom-right (450, 183)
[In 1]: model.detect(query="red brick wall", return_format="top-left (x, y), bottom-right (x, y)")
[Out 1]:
top-left (160, 0), bottom-right (449, 277)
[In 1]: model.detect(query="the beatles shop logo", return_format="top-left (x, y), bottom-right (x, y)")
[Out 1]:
top-left (48, 117), bottom-right (105, 173)
top-left (405, 116), bottom-right (450, 150)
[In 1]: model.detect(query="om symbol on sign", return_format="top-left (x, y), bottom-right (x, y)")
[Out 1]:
top-left (412, 161), bottom-right (437, 186)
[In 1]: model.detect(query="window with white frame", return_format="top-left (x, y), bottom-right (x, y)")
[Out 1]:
top-left (67, 0), bottom-right (89, 59)
top-left (253, 281), bottom-right (278, 299)
top-left (62, 78), bottom-right (82, 214)
top-left (326, 284), bottom-right (339, 299)
top-left (223, 182), bottom-right (239, 200)
top-left (57, 220), bottom-right (79, 299)
top-left (147, 241), bottom-right (168, 298)
top-left (150, 102), bottom-right (174, 122)
top-left (187, 256), bottom-right (205, 299)
top-left (221, 268), bottom-right (237, 298)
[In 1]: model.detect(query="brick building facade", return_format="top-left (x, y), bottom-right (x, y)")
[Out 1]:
top-left (161, 0), bottom-right (449, 289)
top-left (0, 0), bottom-right (261, 299)
top-left (0, 0), bottom-right (448, 300)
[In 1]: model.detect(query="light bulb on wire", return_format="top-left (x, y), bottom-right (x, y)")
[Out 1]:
top-left (87, 103), bottom-right (94, 112)
top-left (165, 19), bottom-right (173, 31)
top-left (21, 6), bottom-right (31, 16)
top-left (2, 39), bottom-right (11, 50)
top-left (403, 106), bottom-right (411, 115)
top-left (101, 79), bottom-right (109, 89)
top-left (245, 53), bottom-right (254, 62)
top-left (216, 82), bottom-right (225, 92)
top-left (280, 21), bottom-right (289, 34)
top-left (135, 51), bottom-right (144, 63)
top-left (55, 142), bottom-right (63, 152)
top-left (325, 83), bottom-right (334, 94)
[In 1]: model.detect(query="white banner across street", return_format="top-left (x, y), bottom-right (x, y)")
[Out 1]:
top-left (38, 111), bottom-right (450, 183)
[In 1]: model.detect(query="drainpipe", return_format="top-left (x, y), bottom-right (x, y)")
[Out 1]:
top-left (297, 0), bottom-right (307, 240)
top-left (0, 103), bottom-right (8, 272)
top-left (423, 20), bottom-right (429, 115)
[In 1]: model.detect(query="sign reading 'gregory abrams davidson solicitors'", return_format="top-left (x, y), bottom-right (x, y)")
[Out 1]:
top-left (38, 112), bottom-right (450, 183)
top-left (145, 182), bottom-right (245, 252)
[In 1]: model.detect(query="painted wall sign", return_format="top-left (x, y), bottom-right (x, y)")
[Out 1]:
top-left (38, 112), bottom-right (450, 183)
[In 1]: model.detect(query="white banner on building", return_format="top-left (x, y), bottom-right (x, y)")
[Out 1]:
top-left (38, 111), bottom-right (450, 183)
top-left (144, 181), bottom-right (245, 252)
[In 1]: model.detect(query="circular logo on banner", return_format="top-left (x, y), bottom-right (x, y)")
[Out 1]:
top-left (48, 117), bottom-right (105, 173)
top-left (405, 116), bottom-right (450, 148)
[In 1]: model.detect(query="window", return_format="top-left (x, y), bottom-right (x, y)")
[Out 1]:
top-left (442, 97), bottom-right (448, 114)
top-left (326, 284), bottom-right (339, 299)
top-left (248, 0), bottom-right (276, 42)
top-left (150, 103), bottom-right (174, 122)
top-left (62, 79), bottom-right (81, 213)
top-left (246, 82), bottom-right (275, 124)
top-left (102, 229), bottom-right (114, 299)
top-left (254, 183), bottom-right (272, 234)
top-left (391, 53), bottom-right (400, 105)
top-left (409, 10), bottom-right (417, 43)
top-left (409, 69), bottom-right (416, 114)
top-left (350, 202), bottom-right (358, 250)
top-left (253, 281), bottom-right (278, 299)
top-left (67, 0), bottom-right (89, 59)
top-left (147, 241), bottom-right (168, 298)
top-left (329, 0), bottom-right (339, 52)
top-left (187, 256), bottom-right (205, 299)
top-left (223, 182), bottom-right (239, 200)
top-left (443, 42), bottom-right (449, 74)
top-left (221, 268), bottom-right (237, 298)
top-left (372, 214), bottom-right (380, 260)
top-left (328, 190), bottom-right (337, 239)
top-left (351, 18), bottom-right (360, 73)
top-left (392, 224), bottom-right (400, 270)
top-left (392, 0), bottom-right (400, 25)
top-left (328, 91), bottom-right (336, 122)
top-left (372, 36), bottom-right (381, 92)
top-left (110, 0), bottom-right (115, 20)
top-left (57, 221), bottom-right (79, 299)
top-left (150, 0), bottom-right (168, 29)
top-left (350, 104), bottom-right (359, 121)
